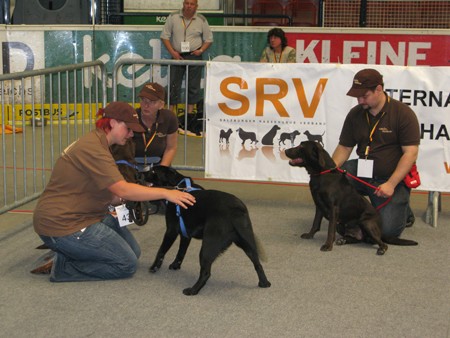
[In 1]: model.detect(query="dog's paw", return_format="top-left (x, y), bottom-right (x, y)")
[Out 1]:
top-left (258, 280), bottom-right (271, 288)
top-left (376, 246), bottom-right (387, 255)
top-left (149, 258), bottom-right (164, 273)
top-left (301, 233), bottom-right (314, 239)
top-left (336, 238), bottom-right (346, 245)
top-left (149, 265), bottom-right (160, 273)
top-left (169, 261), bottom-right (182, 270)
top-left (183, 287), bottom-right (198, 296)
top-left (320, 244), bottom-right (333, 251)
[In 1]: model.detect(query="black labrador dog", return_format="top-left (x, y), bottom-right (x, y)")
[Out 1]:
top-left (145, 166), bottom-right (271, 295)
top-left (285, 141), bottom-right (417, 255)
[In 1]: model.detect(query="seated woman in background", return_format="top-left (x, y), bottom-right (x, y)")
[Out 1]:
top-left (260, 27), bottom-right (296, 63)
top-left (132, 82), bottom-right (179, 166)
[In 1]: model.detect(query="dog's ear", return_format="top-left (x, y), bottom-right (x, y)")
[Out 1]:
top-left (142, 167), bottom-right (157, 186)
top-left (313, 144), bottom-right (327, 168)
top-left (318, 150), bottom-right (326, 168)
top-left (167, 167), bottom-right (185, 185)
top-left (317, 145), bottom-right (336, 169)
top-left (154, 166), bottom-right (179, 186)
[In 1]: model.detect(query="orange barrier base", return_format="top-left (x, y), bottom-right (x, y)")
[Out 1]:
top-left (0, 125), bottom-right (23, 134)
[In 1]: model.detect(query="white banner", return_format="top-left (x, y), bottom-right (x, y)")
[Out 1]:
top-left (205, 62), bottom-right (450, 192)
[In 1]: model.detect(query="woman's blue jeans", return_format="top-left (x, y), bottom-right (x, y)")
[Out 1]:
top-left (341, 159), bottom-right (411, 237)
top-left (39, 214), bottom-right (141, 282)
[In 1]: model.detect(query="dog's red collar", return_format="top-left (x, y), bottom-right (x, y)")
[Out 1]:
top-left (319, 167), bottom-right (341, 175)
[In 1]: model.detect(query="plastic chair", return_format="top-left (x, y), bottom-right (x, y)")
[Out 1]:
top-left (286, 0), bottom-right (319, 26)
top-left (251, 0), bottom-right (287, 26)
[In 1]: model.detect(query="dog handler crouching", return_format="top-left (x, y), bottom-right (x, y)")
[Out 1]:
top-left (31, 102), bottom-right (195, 281)
top-left (332, 69), bottom-right (420, 238)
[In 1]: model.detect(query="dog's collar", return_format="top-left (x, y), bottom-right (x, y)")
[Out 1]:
top-left (115, 160), bottom-right (139, 170)
top-left (315, 167), bottom-right (342, 175)
top-left (115, 160), bottom-right (151, 173)
top-left (176, 177), bottom-right (201, 193)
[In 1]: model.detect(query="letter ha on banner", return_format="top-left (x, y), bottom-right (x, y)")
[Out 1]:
top-left (205, 62), bottom-right (450, 192)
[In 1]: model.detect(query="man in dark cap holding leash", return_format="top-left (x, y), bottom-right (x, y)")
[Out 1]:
top-left (332, 69), bottom-right (420, 238)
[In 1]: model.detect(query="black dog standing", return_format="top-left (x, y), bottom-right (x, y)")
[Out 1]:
top-left (146, 166), bottom-right (271, 295)
top-left (285, 141), bottom-right (417, 255)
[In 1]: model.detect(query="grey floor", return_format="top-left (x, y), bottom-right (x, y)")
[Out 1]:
top-left (1, 170), bottom-right (449, 338)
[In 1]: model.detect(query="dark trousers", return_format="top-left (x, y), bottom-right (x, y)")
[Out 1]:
top-left (169, 53), bottom-right (203, 105)
top-left (341, 159), bottom-right (411, 237)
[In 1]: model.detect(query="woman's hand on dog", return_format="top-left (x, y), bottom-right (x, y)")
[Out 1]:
top-left (109, 180), bottom-right (196, 208)
top-left (165, 190), bottom-right (196, 209)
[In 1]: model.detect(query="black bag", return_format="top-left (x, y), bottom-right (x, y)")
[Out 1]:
top-left (178, 101), bottom-right (204, 136)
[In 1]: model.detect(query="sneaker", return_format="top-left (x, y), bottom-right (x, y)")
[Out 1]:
top-left (178, 128), bottom-right (201, 137)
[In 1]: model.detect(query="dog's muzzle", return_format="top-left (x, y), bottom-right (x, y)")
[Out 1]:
top-left (288, 158), bottom-right (304, 166)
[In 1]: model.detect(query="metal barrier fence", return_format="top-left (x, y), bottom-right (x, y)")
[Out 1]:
top-left (111, 58), bottom-right (443, 227)
top-left (0, 58), bottom-right (441, 227)
top-left (0, 61), bottom-right (107, 214)
top-left (112, 58), bottom-right (207, 171)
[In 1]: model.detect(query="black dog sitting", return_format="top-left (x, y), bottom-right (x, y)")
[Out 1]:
top-left (145, 166), bottom-right (271, 295)
top-left (285, 141), bottom-right (417, 255)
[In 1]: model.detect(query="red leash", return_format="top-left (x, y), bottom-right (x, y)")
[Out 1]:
top-left (320, 167), bottom-right (391, 210)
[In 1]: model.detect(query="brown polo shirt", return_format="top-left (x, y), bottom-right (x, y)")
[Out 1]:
top-left (339, 94), bottom-right (420, 178)
top-left (33, 129), bottom-right (124, 237)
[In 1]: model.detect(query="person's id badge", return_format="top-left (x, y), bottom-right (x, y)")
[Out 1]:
top-left (357, 159), bottom-right (374, 178)
top-left (115, 204), bottom-right (134, 227)
top-left (181, 41), bottom-right (190, 53)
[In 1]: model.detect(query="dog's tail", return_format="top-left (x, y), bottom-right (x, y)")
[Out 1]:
top-left (382, 236), bottom-right (418, 246)
top-left (254, 235), bottom-right (268, 262)
top-left (232, 205), bottom-right (268, 261)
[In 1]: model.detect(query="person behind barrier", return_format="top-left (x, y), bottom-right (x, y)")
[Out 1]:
top-left (332, 68), bottom-right (420, 238)
top-left (160, 0), bottom-right (213, 116)
top-left (31, 101), bottom-right (195, 281)
top-left (260, 28), bottom-right (296, 63)
top-left (132, 82), bottom-right (178, 166)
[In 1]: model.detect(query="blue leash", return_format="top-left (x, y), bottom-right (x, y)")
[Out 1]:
top-left (175, 177), bottom-right (200, 238)
top-left (115, 160), bottom-right (138, 170)
top-left (115, 160), bottom-right (151, 173)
